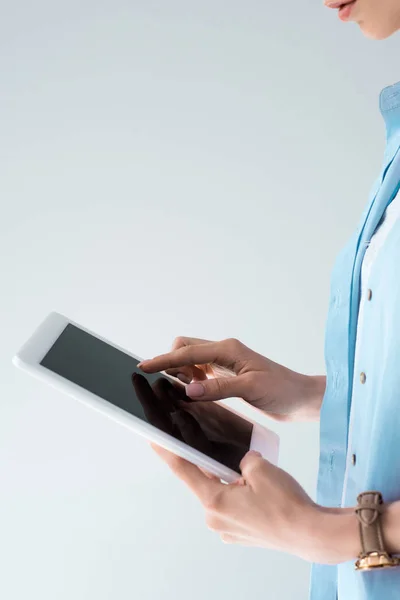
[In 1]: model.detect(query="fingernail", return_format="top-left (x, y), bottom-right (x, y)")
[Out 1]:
top-left (177, 373), bottom-right (191, 385)
top-left (137, 361), bottom-right (148, 369)
top-left (185, 383), bottom-right (205, 398)
top-left (248, 451), bottom-right (262, 458)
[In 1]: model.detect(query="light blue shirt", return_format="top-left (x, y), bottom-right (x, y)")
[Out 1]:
top-left (309, 80), bottom-right (400, 600)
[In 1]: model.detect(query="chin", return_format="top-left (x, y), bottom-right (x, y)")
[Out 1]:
top-left (359, 22), bottom-right (400, 40)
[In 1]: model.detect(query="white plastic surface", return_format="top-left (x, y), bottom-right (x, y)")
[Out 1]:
top-left (13, 312), bottom-right (280, 483)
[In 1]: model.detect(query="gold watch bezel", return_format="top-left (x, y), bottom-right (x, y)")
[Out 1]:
top-left (355, 552), bottom-right (400, 571)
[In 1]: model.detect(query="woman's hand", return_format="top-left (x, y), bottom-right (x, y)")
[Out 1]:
top-left (151, 445), bottom-right (355, 564)
top-left (138, 337), bottom-right (325, 422)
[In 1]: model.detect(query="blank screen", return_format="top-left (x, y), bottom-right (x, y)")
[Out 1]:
top-left (41, 324), bottom-right (252, 473)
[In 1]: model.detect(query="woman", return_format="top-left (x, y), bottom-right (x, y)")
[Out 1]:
top-left (138, 2), bottom-right (400, 599)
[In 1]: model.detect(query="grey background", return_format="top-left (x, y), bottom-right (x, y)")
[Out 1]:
top-left (1, 1), bottom-right (399, 599)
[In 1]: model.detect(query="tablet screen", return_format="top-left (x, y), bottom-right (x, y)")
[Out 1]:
top-left (40, 324), bottom-right (252, 473)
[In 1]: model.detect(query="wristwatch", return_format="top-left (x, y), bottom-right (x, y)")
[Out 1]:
top-left (355, 491), bottom-right (400, 571)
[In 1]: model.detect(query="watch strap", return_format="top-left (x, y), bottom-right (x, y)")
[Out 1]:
top-left (356, 491), bottom-right (385, 553)
top-left (355, 491), bottom-right (400, 570)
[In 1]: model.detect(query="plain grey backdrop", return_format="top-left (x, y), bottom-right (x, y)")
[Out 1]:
top-left (1, 1), bottom-right (399, 599)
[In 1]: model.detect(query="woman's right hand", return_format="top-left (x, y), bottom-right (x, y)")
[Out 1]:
top-left (138, 337), bottom-right (326, 423)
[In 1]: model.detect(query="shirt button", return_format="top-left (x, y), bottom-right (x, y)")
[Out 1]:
top-left (352, 454), bottom-right (357, 466)
top-left (360, 372), bottom-right (366, 384)
top-left (367, 289), bottom-right (373, 301)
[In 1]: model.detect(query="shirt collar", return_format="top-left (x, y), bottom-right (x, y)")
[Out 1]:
top-left (380, 80), bottom-right (400, 141)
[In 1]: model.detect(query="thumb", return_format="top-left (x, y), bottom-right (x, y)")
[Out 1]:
top-left (239, 450), bottom-right (266, 478)
top-left (184, 374), bottom-right (251, 402)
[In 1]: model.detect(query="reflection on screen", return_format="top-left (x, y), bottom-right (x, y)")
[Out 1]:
top-left (40, 324), bottom-right (252, 473)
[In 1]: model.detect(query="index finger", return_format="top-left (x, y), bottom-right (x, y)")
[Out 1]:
top-left (138, 341), bottom-right (232, 374)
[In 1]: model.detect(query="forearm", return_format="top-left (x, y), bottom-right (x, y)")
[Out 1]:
top-left (304, 501), bottom-right (400, 565)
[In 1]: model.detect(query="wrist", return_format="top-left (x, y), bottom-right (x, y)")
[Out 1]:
top-left (295, 375), bottom-right (326, 422)
top-left (382, 500), bottom-right (400, 555)
top-left (295, 499), bottom-right (400, 565)
top-left (298, 505), bottom-right (360, 564)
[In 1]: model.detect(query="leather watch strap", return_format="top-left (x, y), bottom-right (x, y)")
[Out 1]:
top-left (355, 491), bottom-right (400, 570)
top-left (356, 492), bottom-right (386, 553)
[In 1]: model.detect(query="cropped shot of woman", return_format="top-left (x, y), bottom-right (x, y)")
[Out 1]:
top-left (138, 2), bottom-right (400, 599)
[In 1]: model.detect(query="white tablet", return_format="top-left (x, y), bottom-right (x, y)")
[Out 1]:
top-left (13, 312), bottom-right (279, 483)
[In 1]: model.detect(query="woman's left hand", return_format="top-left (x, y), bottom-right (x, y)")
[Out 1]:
top-left (151, 446), bottom-right (347, 564)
